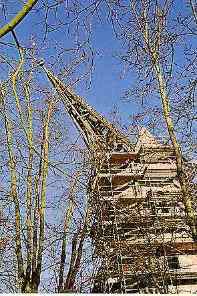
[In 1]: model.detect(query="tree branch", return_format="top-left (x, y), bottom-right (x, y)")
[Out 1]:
top-left (0, 0), bottom-right (39, 39)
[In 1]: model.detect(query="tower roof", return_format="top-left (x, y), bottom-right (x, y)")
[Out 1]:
top-left (139, 127), bottom-right (159, 145)
top-left (135, 127), bottom-right (160, 152)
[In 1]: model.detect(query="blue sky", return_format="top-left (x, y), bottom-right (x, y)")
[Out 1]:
top-left (0, 1), bottom-right (140, 129)
top-left (0, 0), bottom-right (196, 147)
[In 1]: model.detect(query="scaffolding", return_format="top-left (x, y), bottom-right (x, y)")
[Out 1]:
top-left (91, 135), bottom-right (197, 293)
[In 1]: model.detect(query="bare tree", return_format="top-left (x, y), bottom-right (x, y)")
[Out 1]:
top-left (0, 42), bottom-right (92, 291)
top-left (106, 0), bottom-right (197, 240)
top-left (0, 1), bottom-right (100, 292)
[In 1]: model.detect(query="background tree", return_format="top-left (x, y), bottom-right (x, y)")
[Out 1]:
top-left (105, 0), bottom-right (197, 240)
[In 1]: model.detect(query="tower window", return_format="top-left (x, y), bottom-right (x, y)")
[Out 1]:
top-left (167, 256), bottom-right (180, 269)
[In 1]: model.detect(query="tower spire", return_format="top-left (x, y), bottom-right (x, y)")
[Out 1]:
top-left (42, 65), bottom-right (133, 157)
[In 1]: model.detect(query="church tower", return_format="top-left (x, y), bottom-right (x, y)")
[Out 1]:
top-left (42, 66), bottom-right (197, 293)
